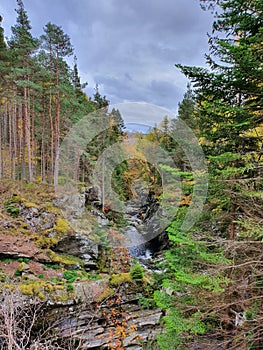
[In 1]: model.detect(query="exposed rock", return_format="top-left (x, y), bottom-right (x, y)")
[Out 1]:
top-left (52, 233), bottom-right (99, 270)
top-left (53, 191), bottom-right (86, 220)
top-left (50, 300), bottom-right (163, 349)
top-left (73, 279), bottom-right (109, 303)
top-left (20, 207), bottom-right (57, 231)
top-left (85, 186), bottom-right (100, 206)
top-left (0, 234), bottom-right (51, 262)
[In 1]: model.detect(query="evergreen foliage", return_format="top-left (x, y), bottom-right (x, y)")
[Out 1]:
top-left (154, 0), bottom-right (263, 348)
top-left (0, 0), bottom-right (124, 184)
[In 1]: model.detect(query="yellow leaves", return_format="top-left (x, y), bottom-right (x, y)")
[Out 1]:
top-left (245, 124), bottom-right (263, 138)
top-left (199, 136), bottom-right (206, 145)
top-left (200, 100), bottom-right (209, 107)
top-left (212, 126), bottom-right (218, 132)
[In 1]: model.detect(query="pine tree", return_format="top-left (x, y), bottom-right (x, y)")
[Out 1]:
top-left (7, 0), bottom-right (39, 182)
top-left (41, 22), bottom-right (73, 185)
top-left (0, 16), bottom-right (6, 50)
top-left (93, 84), bottom-right (109, 109)
top-left (157, 0), bottom-right (263, 348)
top-left (177, 83), bottom-right (195, 128)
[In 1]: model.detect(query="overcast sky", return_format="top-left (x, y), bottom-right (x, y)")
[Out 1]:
top-left (0, 0), bottom-right (213, 114)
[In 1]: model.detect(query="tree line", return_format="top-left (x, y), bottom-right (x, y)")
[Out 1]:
top-left (0, 0), bottom-right (123, 185)
top-left (152, 0), bottom-right (263, 349)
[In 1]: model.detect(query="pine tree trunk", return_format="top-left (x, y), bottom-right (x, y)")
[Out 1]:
top-left (0, 104), bottom-right (2, 179)
top-left (21, 100), bottom-right (26, 180)
top-left (224, 200), bottom-right (236, 350)
top-left (11, 99), bottom-right (17, 180)
top-left (41, 94), bottom-right (46, 182)
top-left (49, 91), bottom-right (54, 182)
top-left (229, 202), bottom-right (236, 241)
top-left (31, 96), bottom-right (37, 179)
top-left (24, 86), bottom-right (33, 182)
top-left (8, 101), bottom-right (13, 178)
top-left (54, 91), bottom-right (60, 186)
top-left (54, 55), bottom-right (60, 186)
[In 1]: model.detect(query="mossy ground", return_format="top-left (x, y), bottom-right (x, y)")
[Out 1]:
top-left (0, 180), bottom-right (103, 298)
top-left (0, 179), bottom-right (153, 303)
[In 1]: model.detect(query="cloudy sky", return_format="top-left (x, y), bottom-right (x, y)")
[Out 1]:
top-left (0, 0), bottom-right (213, 114)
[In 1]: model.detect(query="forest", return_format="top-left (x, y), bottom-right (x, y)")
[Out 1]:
top-left (0, 0), bottom-right (262, 349)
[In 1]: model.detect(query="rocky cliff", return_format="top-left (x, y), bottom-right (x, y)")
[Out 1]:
top-left (0, 180), bottom-right (164, 349)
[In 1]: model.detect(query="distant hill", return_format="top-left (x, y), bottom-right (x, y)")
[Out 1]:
top-left (125, 123), bottom-right (153, 134)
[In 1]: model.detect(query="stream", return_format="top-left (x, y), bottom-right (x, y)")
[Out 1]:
top-left (85, 184), bottom-right (168, 268)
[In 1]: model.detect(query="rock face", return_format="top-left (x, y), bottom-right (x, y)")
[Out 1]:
top-left (47, 281), bottom-right (163, 349)
top-left (59, 307), bottom-right (163, 349)
top-left (85, 186), bottom-right (100, 206)
top-left (20, 206), bottom-right (57, 231)
top-left (0, 234), bottom-right (51, 262)
top-left (52, 233), bottom-right (99, 270)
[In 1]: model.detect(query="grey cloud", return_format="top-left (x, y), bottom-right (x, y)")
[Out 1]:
top-left (1, 0), bottom-right (213, 113)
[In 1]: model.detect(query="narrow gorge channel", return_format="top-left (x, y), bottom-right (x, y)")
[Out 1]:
top-left (44, 184), bottom-right (169, 349)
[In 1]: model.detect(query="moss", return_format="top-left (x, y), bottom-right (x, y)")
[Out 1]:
top-left (0, 273), bottom-right (7, 282)
top-left (110, 272), bottom-right (132, 286)
top-left (18, 262), bottom-right (26, 272)
top-left (37, 291), bottom-right (46, 300)
top-left (95, 287), bottom-right (115, 302)
top-left (44, 283), bottom-right (54, 293)
top-left (55, 285), bottom-right (66, 291)
top-left (63, 270), bottom-right (79, 283)
top-left (54, 290), bottom-right (74, 303)
top-left (47, 250), bottom-right (83, 267)
top-left (4, 199), bottom-right (20, 217)
top-left (23, 202), bottom-right (38, 209)
top-left (18, 281), bottom-right (56, 299)
top-left (14, 269), bottom-right (22, 276)
top-left (1, 284), bottom-right (15, 291)
top-left (12, 195), bottom-right (26, 203)
top-left (66, 283), bottom-right (74, 292)
top-left (41, 202), bottom-right (61, 214)
top-left (19, 283), bottom-right (38, 296)
top-left (19, 228), bottom-right (32, 235)
top-left (34, 236), bottom-right (58, 249)
top-left (54, 218), bottom-right (71, 234)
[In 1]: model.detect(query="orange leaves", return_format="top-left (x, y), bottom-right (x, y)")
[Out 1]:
top-left (179, 195), bottom-right (192, 207)
top-left (97, 294), bottom-right (139, 350)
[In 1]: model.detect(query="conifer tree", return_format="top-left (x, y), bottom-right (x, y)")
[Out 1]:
top-left (177, 83), bottom-right (195, 128)
top-left (156, 1), bottom-right (263, 348)
top-left (41, 22), bottom-right (73, 185)
top-left (7, 0), bottom-right (39, 182)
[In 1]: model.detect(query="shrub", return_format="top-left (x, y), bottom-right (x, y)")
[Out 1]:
top-left (66, 283), bottom-right (74, 292)
top-left (63, 270), bottom-right (79, 283)
top-left (4, 199), bottom-right (20, 217)
top-left (130, 263), bottom-right (144, 281)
